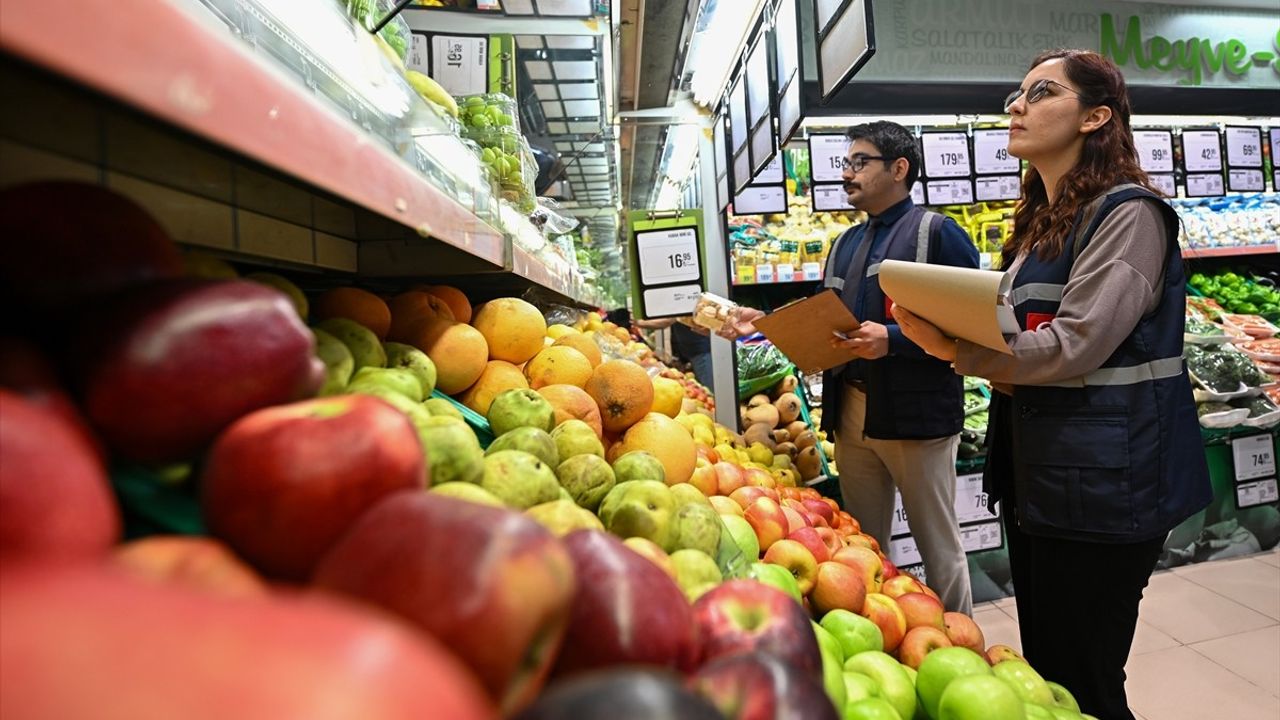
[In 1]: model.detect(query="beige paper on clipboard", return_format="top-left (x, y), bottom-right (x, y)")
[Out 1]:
top-left (878, 260), bottom-right (1017, 354)
top-left (752, 290), bottom-right (863, 374)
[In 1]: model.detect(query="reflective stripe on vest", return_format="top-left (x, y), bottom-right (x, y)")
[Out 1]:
top-left (1035, 356), bottom-right (1184, 388)
top-left (1009, 283), bottom-right (1065, 305)
top-left (865, 217), bottom-right (933, 277)
top-left (826, 276), bottom-right (846, 290)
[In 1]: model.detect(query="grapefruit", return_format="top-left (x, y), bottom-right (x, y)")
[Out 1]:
top-left (552, 332), bottom-right (603, 368)
top-left (584, 360), bottom-right (654, 434)
top-left (408, 319), bottom-right (488, 394)
top-left (457, 361), bottom-right (528, 415)
top-left (615, 413), bottom-right (697, 485)
top-left (471, 298), bottom-right (546, 364)
top-left (314, 288), bottom-right (391, 340)
top-left (650, 376), bottom-right (685, 418)
top-left (523, 346), bottom-right (592, 389)
top-left (536, 384), bottom-right (604, 438)
top-left (423, 285), bottom-right (472, 324)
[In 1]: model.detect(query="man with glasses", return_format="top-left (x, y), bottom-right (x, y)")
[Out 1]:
top-left (725, 121), bottom-right (979, 614)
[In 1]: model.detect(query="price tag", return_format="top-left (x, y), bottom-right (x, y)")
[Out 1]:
top-left (430, 35), bottom-right (489, 96)
top-left (1134, 130), bottom-right (1174, 173)
top-left (407, 34), bottom-right (429, 73)
top-left (1182, 130), bottom-right (1222, 173)
top-left (736, 264), bottom-right (757, 285)
top-left (960, 522), bottom-right (1004, 553)
top-left (642, 284), bottom-right (701, 317)
top-left (1228, 169), bottom-right (1265, 193)
top-left (1150, 174), bottom-right (1177, 198)
top-left (776, 264), bottom-right (795, 283)
top-left (925, 179), bottom-right (974, 206)
top-left (1225, 126), bottom-right (1263, 168)
top-left (974, 175), bottom-right (1021, 202)
top-left (891, 491), bottom-right (910, 536)
top-left (733, 185), bottom-right (787, 215)
top-left (1232, 434), bottom-right (1275, 482)
top-left (756, 154), bottom-right (785, 184)
top-left (972, 129), bottom-right (1020, 175)
top-left (809, 135), bottom-right (849, 183)
top-left (1236, 478), bottom-right (1280, 509)
top-left (979, 253), bottom-right (993, 270)
top-left (802, 262), bottom-right (823, 281)
top-left (955, 473), bottom-right (999, 525)
top-left (636, 227), bottom-right (700, 285)
top-left (887, 535), bottom-right (923, 568)
top-left (911, 182), bottom-right (926, 205)
top-left (755, 264), bottom-right (775, 284)
top-left (813, 184), bottom-right (855, 211)
top-left (922, 132), bottom-right (972, 178)
top-left (1186, 173), bottom-right (1224, 198)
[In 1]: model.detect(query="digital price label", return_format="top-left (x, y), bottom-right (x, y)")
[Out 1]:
top-left (1228, 169), bottom-right (1266, 193)
top-left (642, 284), bottom-right (701, 317)
top-left (776, 264), bottom-right (795, 283)
top-left (755, 264), bottom-right (775, 284)
top-left (955, 473), bottom-right (999, 525)
top-left (1149, 174), bottom-right (1177, 198)
top-left (733, 185), bottom-right (787, 215)
top-left (430, 35), bottom-right (489, 96)
top-left (911, 182), bottom-right (926, 205)
top-left (1224, 126), bottom-right (1263, 168)
top-left (925, 179), bottom-right (974, 206)
top-left (1233, 434), bottom-right (1276, 482)
top-left (809, 134), bottom-right (849, 183)
top-left (887, 535), bottom-right (923, 568)
top-left (1272, 128), bottom-right (1280, 190)
top-left (802, 262), bottom-right (823, 281)
top-left (1182, 130), bottom-right (1223, 173)
top-left (960, 522), bottom-right (1004, 553)
top-left (1186, 173), bottom-right (1225, 198)
top-left (813, 184), bottom-right (855, 211)
top-left (1237, 478), bottom-right (1280, 509)
top-left (408, 34), bottom-right (429, 73)
top-left (636, 227), bottom-right (700, 285)
top-left (975, 175), bottom-right (1022, 202)
top-left (972, 128), bottom-right (1020, 175)
top-left (1133, 130), bottom-right (1174, 173)
top-left (922, 132), bottom-right (973, 178)
top-left (756, 153), bottom-right (784, 185)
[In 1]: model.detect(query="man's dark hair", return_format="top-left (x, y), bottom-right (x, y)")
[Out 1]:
top-left (846, 121), bottom-right (921, 188)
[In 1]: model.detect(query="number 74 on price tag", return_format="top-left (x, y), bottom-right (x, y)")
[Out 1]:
top-left (1232, 434), bottom-right (1276, 482)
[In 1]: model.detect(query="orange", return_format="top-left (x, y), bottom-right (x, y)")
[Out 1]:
top-left (536, 384), bottom-right (604, 438)
top-left (523, 346), bottom-right (592, 390)
top-left (388, 291), bottom-right (453, 342)
top-left (614, 413), bottom-right (697, 484)
top-left (423, 285), bottom-right (472, 324)
top-left (471, 298), bottom-right (547, 364)
top-left (552, 332), bottom-right (603, 368)
top-left (313, 287), bottom-right (391, 339)
top-left (408, 318), bottom-right (488, 394)
top-left (584, 359), bottom-right (654, 433)
top-left (650, 376), bottom-right (684, 418)
top-left (458, 361), bottom-right (528, 415)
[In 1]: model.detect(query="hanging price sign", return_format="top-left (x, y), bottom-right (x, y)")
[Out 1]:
top-left (954, 473), bottom-right (999, 525)
top-left (911, 182), bottom-right (926, 205)
top-left (813, 184), bottom-right (855, 211)
top-left (1182, 130), bottom-right (1222, 173)
top-left (1149, 174), bottom-right (1177, 198)
top-left (1186, 173), bottom-right (1225, 198)
top-left (1134, 130), bottom-right (1174, 173)
top-left (733, 185), bottom-right (787, 215)
top-left (972, 129), bottom-right (1019, 175)
top-left (1232, 434), bottom-right (1276, 482)
top-left (809, 134), bottom-right (849, 183)
top-left (922, 132), bottom-right (972, 178)
top-left (642, 284), bottom-right (702, 316)
top-left (636, 227), bottom-right (700, 285)
top-left (1228, 169), bottom-right (1265, 193)
top-left (925, 179), bottom-right (974, 206)
top-left (1224, 126), bottom-right (1263, 168)
top-left (430, 36), bottom-right (489, 96)
top-left (1237, 479), bottom-right (1280, 509)
top-left (960, 522), bottom-right (1003, 553)
top-left (975, 175), bottom-right (1022, 202)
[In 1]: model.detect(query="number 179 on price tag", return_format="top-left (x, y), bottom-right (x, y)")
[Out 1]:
top-left (1232, 434), bottom-right (1276, 482)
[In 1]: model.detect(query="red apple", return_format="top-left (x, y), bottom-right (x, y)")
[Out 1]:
top-left (943, 612), bottom-right (986, 654)
top-left (697, 446), bottom-right (720, 464)
top-left (786, 527), bottom-right (831, 564)
top-left (898, 626), bottom-right (953, 669)
top-left (714, 462), bottom-right (747, 495)
top-left (881, 574), bottom-right (925, 599)
top-left (881, 558), bottom-right (900, 580)
top-left (810, 561), bottom-right (867, 616)
top-left (742, 467), bottom-right (775, 489)
top-left (744, 497), bottom-right (789, 551)
top-left (72, 279), bottom-right (324, 464)
top-left (709, 496), bottom-right (744, 517)
top-left (860, 593), bottom-right (908, 653)
top-left (113, 536), bottom-right (266, 598)
top-left (730, 486), bottom-right (772, 510)
top-left (801, 498), bottom-right (835, 525)
top-left (690, 652), bottom-right (837, 720)
top-left (691, 580), bottom-right (823, 679)
top-left (843, 533), bottom-right (880, 554)
top-left (813, 527), bottom-right (844, 557)
top-left (985, 644), bottom-right (1024, 666)
top-left (519, 670), bottom-right (722, 720)
top-left (622, 537), bottom-right (677, 579)
top-left (781, 506), bottom-right (811, 534)
top-left (831, 545), bottom-right (884, 594)
top-left (0, 336), bottom-right (106, 462)
top-left (0, 390), bottom-right (119, 561)
top-left (761, 539), bottom-right (819, 595)
top-left (313, 492), bottom-right (575, 715)
top-left (897, 592), bottom-right (946, 631)
top-left (552, 530), bottom-right (696, 677)
top-left (0, 564), bottom-right (494, 720)
top-left (920, 583), bottom-right (943, 605)
top-left (202, 395), bottom-right (426, 581)
top-left (688, 458), bottom-right (719, 496)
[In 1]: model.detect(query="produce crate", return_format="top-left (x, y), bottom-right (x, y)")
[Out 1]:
top-left (111, 466), bottom-right (205, 539)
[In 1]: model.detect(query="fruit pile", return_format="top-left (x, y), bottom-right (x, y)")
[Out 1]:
top-left (736, 376), bottom-right (836, 484)
top-left (1, 181), bottom-right (1092, 720)
top-left (660, 366), bottom-right (716, 415)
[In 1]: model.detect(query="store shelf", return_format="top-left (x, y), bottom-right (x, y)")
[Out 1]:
top-left (1183, 244), bottom-right (1279, 259)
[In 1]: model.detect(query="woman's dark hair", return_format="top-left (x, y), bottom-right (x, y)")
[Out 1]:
top-left (846, 121), bottom-right (922, 188)
top-left (1004, 49), bottom-right (1156, 266)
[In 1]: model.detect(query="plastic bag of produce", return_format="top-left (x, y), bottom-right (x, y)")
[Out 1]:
top-left (1221, 313), bottom-right (1280, 339)
top-left (456, 93), bottom-right (520, 132)
top-left (1196, 401), bottom-right (1249, 429)
top-left (1184, 319), bottom-right (1231, 345)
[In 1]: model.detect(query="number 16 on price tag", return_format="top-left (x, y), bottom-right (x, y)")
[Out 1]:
top-left (1232, 434), bottom-right (1276, 482)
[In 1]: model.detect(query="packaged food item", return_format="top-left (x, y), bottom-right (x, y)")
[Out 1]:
top-left (1220, 313), bottom-right (1280, 339)
top-left (692, 292), bottom-right (738, 332)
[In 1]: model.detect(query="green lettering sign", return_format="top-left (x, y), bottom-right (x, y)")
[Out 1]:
top-left (1100, 13), bottom-right (1280, 86)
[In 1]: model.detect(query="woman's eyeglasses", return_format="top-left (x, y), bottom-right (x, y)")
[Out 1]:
top-left (1003, 79), bottom-right (1085, 113)
top-left (839, 154), bottom-right (889, 172)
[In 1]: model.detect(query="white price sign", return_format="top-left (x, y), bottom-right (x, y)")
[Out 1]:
top-left (960, 522), bottom-right (1004, 553)
top-left (1150, 174), bottom-right (1177, 198)
top-left (972, 129), bottom-right (1019, 175)
top-left (642, 284), bottom-right (702, 317)
top-left (955, 473), bottom-right (998, 525)
top-left (922, 132), bottom-right (972, 178)
top-left (813, 184), bottom-right (855, 211)
top-left (636, 227), bottom-right (701, 286)
top-left (1186, 173), bottom-right (1224, 198)
top-left (1225, 127), bottom-right (1263, 168)
top-left (407, 34), bottom-right (429, 73)
top-left (911, 182), bottom-right (926, 205)
top-left (887, 535), bottom-right (923, 568)
top-left (891, 491), bottom-right (910, 537)
top-left (430, 36), bottom-right (489, 96)
top-left (926, 179), bottom-right (974, 206)
top-left (1134, 130), bottom-right (1174, 173)
top-left (975, 175), bottom-right (1021, 202)
top-left (755, 264), bottom-right (775, 284)
top-left (1233, 434), bottom-right (1276, 482)
top-left (1182, 130), bottom-right (1222, 173)
top-left (1228, 169), bottom-right (1265, 193)
top-left (809, 135), bottom-right (849, 183)
top-left (776, 264), bottom-right (795, 282)
top-left (1237, 478), bottom-right (1280, 509)
top-left (733, 185), bottom-right (787, 215)
top-left (756, 154), bottom-right (784, 184)
top-left (802, 262), bottom-right (823, 281)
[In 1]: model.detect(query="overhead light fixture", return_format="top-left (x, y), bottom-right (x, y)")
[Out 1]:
top-left (688, 0), bottom-right (769, 106)
top-left (651, 124), bottom-right (702, 209)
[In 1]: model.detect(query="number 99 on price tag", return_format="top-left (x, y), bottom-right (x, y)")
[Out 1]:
top-left (1232, 434), bottom-right (1276, 482)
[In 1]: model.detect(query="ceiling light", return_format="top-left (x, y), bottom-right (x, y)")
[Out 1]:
top-left (688, 0), bottom-right (769, 106)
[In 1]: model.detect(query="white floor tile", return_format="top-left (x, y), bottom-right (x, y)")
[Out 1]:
top-left (1126, 646), bottom-right (1280, 720)
top-left (1190, 625), bottom-right (1280, 698)
top-left (1137, 571), bottom-right (1274, 645)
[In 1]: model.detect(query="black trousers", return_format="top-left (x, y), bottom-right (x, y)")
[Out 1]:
top-left (1005, 513), bottom-right (1165, 720)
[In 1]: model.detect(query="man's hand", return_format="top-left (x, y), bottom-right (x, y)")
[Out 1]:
top-left (891, 305), bottom-right (957, 362)
top-left (717, 307), bottom-right (766, 339)
top-left (829, 321), bottom-right (889, 359)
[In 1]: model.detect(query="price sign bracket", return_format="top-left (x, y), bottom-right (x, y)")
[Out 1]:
top-left (628, 211), bottom-right (706, 320)
top-left (1232, 434), bottom-right (1276, 483)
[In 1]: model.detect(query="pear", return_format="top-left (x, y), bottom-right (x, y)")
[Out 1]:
top-left (317, 317), bottom-right (385, 371)
top-left (384, 342), bottom-right (437, 397)
top-left (312, 328), bottom-right (354, 396)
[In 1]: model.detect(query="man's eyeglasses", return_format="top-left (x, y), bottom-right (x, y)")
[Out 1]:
top-left (840, 154), bottom-right (890, 173)
top-left (1003, 78), bottom-right (1085, 113)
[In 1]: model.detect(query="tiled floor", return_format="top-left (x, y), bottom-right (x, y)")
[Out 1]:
top-left (974, 548), bottom-right (1280, 720)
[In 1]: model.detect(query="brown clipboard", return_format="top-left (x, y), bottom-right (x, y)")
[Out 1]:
top-left (751, 290), bottom-right (862, 375)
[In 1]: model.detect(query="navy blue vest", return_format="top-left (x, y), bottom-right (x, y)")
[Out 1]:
top-left (987, 185), bottom-right (1211, 543)
top-left (819, 207), bottom-right (964, 440)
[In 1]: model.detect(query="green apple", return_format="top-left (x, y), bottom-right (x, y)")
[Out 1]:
top-left (487, 388), bottom-right (554, 435)
top-left (422, 397), bottom-right (465, 420)
top-left (669, 502), bottom-right (721, 555)
top-left (670, 548), bottom-right (722, 600)
top-left (812, 622), bottom-right (847, 711)
top-left (747, 561), bottom-right (802, 602)
top-left (598, 480), bottom-right (676, 549)
top-left (480, 449), bottom-right (560, 509)
top-left (611, 450), bottom-right (666, 483)
top-left (843, 698), bottom-right (902, 720)
top-left (993, 660), bottom-right (1054, 706)
top-left (346, 366), bottom-right (423, 402)
top-left (550, 419), bottom-right (604, 460)
top-left (1024, 703), bottom-right (1056, 720)
top-left (843, 651), bottom-right (916, 720)
top-left (317, 317), bottom-right (385, 370)
top-left (821, 609), bottom-right (884, 659)
top-left (937, 674), bottom-right (1026, 720)
top-left (486, 426), bottom-right (559, 468)
top-left (430, 481), bottom-right (503, 506)
top-left (555, 454), bottom-right (615, 511)
top-left (903, 665), bottom-right (917, 686)
top-left (721, 514), bottom-right (760, 561)
top-left (843, 671), bottom-right (881, 705)
top-left (1048, 709), bottom-right (1085, 720)
top-left (312, 328), bottom-right (353, 395)
top-left (916, 647), bottom-right (995, 720)
top-left (1046, 682), bottom-right (1080, 712)
top-left (418, 415), bottom-right (484, 486)
top-left (383, 342), bottom-right (436, 397)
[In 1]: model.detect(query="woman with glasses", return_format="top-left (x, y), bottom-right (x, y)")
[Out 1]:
top-left (895, 50), bottom-right (1211, 720)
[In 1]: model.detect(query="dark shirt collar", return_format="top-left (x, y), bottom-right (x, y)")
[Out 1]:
top-left (866, 195), bottom-right (914, 226)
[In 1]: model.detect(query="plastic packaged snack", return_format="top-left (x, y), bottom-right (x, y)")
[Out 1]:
top-left (692, 292), bottom-right (738, 332)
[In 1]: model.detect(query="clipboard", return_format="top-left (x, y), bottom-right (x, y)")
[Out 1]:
top-left (752, 290), bottom-right (863, 374)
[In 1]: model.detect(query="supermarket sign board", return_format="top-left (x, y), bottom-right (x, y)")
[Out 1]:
top-left (627, 211), bottom-right (706, 320)
top-left (408, 33), bottom-right (515, 97)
